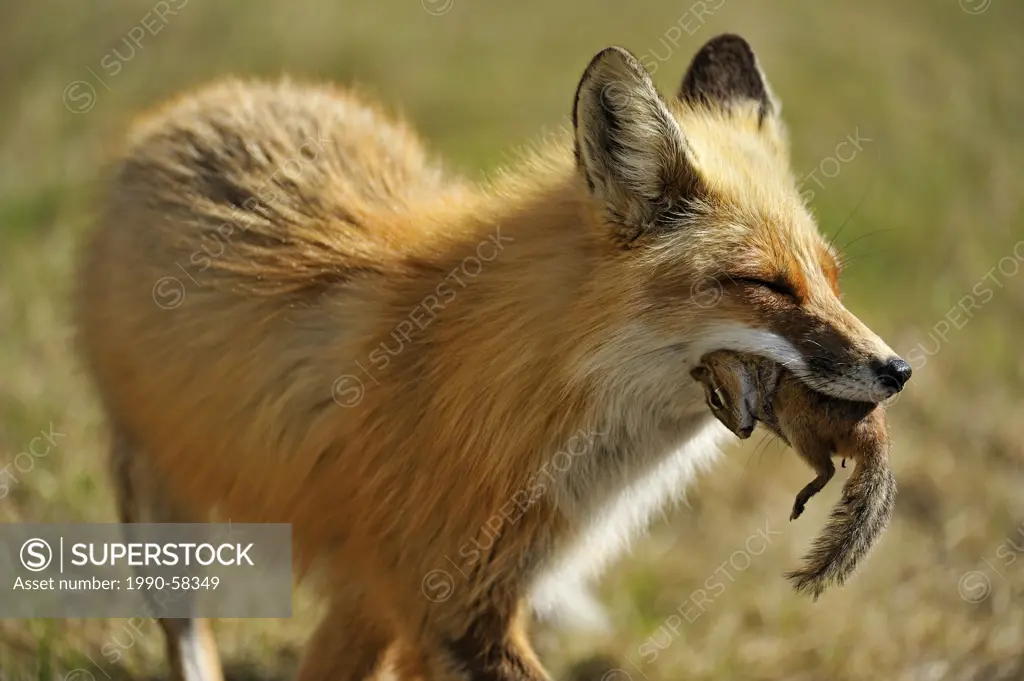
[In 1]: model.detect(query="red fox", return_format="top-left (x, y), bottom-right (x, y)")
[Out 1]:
top-left (690, 350), bottom-right (897, 599)
top-left (76, 35), bottom-right (911, 681)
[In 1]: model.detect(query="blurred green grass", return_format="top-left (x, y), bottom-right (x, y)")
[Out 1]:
top-left (1, 0), bottom-right (1022, 679)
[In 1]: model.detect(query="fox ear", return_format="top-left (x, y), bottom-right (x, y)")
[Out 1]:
top-left (678, 34), bottom-right (780, 127)
top-left (574, 46), bottom-right (701, 242)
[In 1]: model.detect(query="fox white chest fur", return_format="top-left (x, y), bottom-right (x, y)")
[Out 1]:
top-left (530, 412), bottom-right (729, 622)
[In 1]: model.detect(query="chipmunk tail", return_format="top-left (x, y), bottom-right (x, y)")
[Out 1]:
top-left (785, 450), bottom-right (897, 599)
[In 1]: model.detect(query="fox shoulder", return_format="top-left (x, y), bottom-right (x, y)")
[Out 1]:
top-left (109, 79), bottom-right (449, 295)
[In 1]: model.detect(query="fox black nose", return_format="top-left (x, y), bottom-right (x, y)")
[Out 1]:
top-left (877, 358), bottom-right (913, 391)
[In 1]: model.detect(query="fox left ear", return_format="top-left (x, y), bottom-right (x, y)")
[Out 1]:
top-left (574, 46), bottom-right (703, 242)
top-left (678, 34), bottom-right (781, 128)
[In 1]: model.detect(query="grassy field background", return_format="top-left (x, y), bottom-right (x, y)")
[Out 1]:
top-left (1, 0), bottom-right (1022, 679)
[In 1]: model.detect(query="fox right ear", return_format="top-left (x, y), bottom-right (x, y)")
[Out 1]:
top-left (573, 47), bottom-right (702, 243)
top-left (678, 34), bottom-right (780, 128)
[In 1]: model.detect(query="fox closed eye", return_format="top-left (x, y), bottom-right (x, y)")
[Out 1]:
top-left (735, 276), bottom-right (800, 301)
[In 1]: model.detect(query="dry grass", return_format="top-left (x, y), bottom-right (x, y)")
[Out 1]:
top-left (1, 0), bottom-right (1022, 679)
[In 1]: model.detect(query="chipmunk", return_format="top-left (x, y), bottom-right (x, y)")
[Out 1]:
top-left (690, 351), bottom-right (897, 599)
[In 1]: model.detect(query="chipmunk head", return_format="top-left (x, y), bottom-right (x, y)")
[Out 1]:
top-left (689, 351), bottom-right (759, 439)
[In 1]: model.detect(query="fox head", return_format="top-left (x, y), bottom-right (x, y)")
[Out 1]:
top-left (571, 34), bottom-right (910, 404)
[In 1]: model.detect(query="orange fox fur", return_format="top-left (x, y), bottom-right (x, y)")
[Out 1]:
top-left (76, 35), bottom-right (906, 681)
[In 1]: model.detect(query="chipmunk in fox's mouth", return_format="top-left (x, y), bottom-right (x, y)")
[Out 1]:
top-left (691, 350), bottom-right (897, 599)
